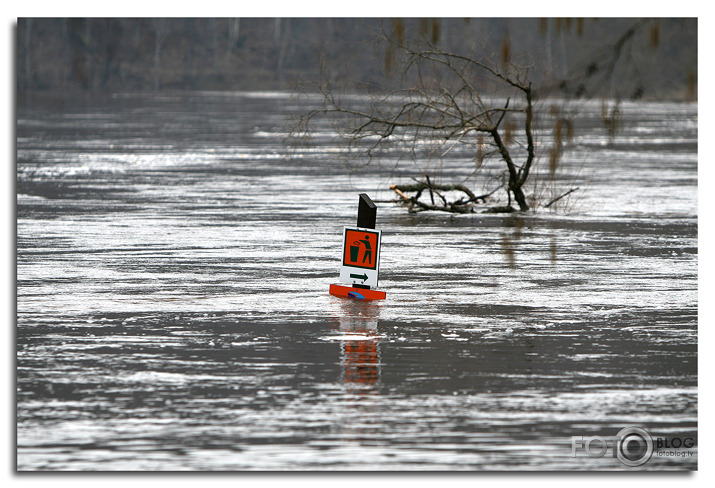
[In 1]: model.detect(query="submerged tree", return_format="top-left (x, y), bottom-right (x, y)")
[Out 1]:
top-left (297, 25), bottom-right (554, 213)
top-left (296, 18), bottom-right (688, 213)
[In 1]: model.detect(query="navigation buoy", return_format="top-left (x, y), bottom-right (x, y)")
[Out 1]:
top-left (329, 194), bottom-right (386, 301)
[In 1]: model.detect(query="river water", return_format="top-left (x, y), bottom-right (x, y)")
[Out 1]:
top-left (16, 91), bottom-right (697, 470)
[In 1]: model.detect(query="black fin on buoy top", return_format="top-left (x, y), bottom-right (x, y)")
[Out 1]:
top-left (357, 193), bottom-right (376, 229)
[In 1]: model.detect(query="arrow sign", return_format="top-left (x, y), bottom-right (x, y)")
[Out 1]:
top-left (350, 273), bottom-right (368, 281)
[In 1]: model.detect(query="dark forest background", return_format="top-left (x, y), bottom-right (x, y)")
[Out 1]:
top-left (16, 18), bottom-right (697, 100)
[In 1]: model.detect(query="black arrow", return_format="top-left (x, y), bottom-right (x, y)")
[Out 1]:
top-left (350, 273), bottom-right (368, 282)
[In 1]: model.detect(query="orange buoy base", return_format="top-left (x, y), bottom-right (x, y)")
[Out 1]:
top-left (329, 283), bottom-right (386, 301)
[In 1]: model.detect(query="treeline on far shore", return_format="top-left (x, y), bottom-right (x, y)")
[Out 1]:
top-left (17, 18), bottom-right (697, 101)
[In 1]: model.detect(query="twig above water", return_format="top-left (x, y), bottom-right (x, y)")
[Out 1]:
top-left (544, 187), bottom-right (580, 208)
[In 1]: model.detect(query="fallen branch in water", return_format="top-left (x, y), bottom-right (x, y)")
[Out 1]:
top-left (389, 181), bottom-right (502, 213)
top-left (544, 187), bottom-right (580, 208)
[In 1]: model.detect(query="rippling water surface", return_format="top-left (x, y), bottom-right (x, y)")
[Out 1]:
top-left (16, 92), bottom-right (697, 470)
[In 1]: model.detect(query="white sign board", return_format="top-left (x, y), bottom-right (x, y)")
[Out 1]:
top-left (339, 226), bottom-right (382, 288)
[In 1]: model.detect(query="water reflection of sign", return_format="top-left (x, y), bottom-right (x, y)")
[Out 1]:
top-left (339, 227), bottom-right (381, 288)
top-left (343, 339), bottom-right (379, 385)
top-left (338, 314), bottom-right (380, 388)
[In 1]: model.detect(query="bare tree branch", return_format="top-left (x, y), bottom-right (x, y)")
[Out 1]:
top-left (544, 187), bottom-right (580, 208)
top-left (295, 30), bottom-right (546, 213)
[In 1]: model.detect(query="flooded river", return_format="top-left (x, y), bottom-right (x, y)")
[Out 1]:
top-left (16, 91), bottom-right (697, 470)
